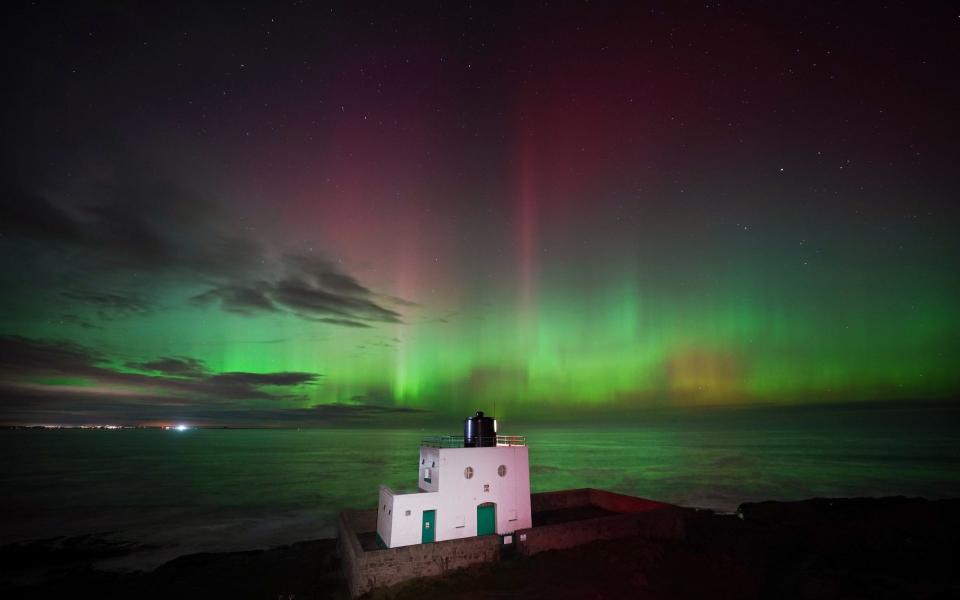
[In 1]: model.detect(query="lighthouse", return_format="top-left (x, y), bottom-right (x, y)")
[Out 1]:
top-left (375, 411), bottom-right (532, 548)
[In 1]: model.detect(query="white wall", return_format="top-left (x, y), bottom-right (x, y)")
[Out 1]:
top-left (435, 446), bottom-right (532, 538)
top-left (376, 486), bottom-right (393, 545)
top-left (377, 485), bottom-right (440, 548)
top-left (376, 445), bottom-right (532, 548)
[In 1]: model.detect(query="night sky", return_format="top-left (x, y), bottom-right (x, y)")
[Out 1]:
top-left (2, 2), bottom-right (958, 427)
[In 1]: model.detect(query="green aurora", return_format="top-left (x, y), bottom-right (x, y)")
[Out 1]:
top-left (2, 2), bottom-right (959, 426)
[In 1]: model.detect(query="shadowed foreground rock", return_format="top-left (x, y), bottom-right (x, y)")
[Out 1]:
top-left (372, 497), bottom-right (960, 599)
top-left (1, 539), bottom-right (349, 600)
top-left (4, 497), bottom-right (959, 599)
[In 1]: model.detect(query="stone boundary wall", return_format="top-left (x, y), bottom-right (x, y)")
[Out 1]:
top-left (530, 488), bottom-right (593, 512)
top-left (588, 488), bottom-right (674, 513)
top-left (516, 488), bottom-right (685, 557)
top-left (336, 511), bottom-right (370, 598)
top-left (515, 506), bottom-right (687, 556)
top-left (338, 509), bottom-right (500, 598)
top-left (529, 488), bottom-right (673, 515)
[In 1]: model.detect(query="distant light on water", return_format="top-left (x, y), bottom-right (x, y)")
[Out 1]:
top-left (174, 424), bottom-right (189, 432)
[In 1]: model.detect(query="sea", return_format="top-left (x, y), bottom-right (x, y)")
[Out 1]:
top-left (2, 402), bottom-right (958, 571)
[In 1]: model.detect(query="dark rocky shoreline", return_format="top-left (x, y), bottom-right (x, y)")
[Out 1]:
top-left (3, 496), bottom-right (958, 599)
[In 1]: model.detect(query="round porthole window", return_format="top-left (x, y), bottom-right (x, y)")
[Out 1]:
top-left (464, 466), bottom-right (474, 479)
top-left (498, 464), bottom-right (507, 477)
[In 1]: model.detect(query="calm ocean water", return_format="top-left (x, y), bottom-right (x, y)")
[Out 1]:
top-left (2, 404), bottom-right (958, 570)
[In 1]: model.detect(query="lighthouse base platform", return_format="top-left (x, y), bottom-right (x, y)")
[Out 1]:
top-left (337, 488), bottom-right (687, 598)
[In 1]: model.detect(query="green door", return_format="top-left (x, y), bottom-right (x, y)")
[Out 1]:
top-left (421, 509), bottom-right (435, 543)
top-left (477, 503), bottom-right (496, 536)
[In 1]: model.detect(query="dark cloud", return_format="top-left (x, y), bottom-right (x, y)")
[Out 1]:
top-left (191, 253), bottom-right (404, 327)
top-left (0, 175), bottom-right (269, 331)
top-left (0, 177), bottom-right (259, 277)
top-left (346, 387), bottom-right (401, 407)
top-left (3, 173), bottom-right (408, 329)
top-left (207, 372), bottom-right (318, 387)
top-left (0, 392), bottom-right (429, 428)
top-left (284, 254), bottom-right (372, 296)
top-left (273, 279), bottom-right (401, 323)
top-left (61, 289), bottom-right (152, 320)
top-left (2, 169), bottom-right (407, 328)
top-left (190, 284), bottom-right (278, 315)
top-left (126, 357), bottom-right (209, 378)
top-left (314, 318), bottom-right (371, 328)
top-left (0, 336), bottom-right (325, 424)
top-left (0, 335), bottom-right (102, 374)
top-left (273, 280), bottom-right (400, 323)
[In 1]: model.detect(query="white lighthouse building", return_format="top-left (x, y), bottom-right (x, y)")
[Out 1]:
top-left (375, 411), bottom-right (532, 548)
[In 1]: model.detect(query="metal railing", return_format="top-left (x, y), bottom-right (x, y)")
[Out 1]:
top-left (420, 434), bottom-right (526, 448)
top-left (420, 435), bottom-right (466, 448)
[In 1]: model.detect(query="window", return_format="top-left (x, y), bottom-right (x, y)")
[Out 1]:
top-left (405, 510), bottom-right (411, 516)
top-left (498, 464), bottom-right (507, 477)
top-left (464, 466), bottom-right (474, 479)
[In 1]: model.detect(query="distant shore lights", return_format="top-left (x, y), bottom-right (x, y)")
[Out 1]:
top-left (162, 424), bottom-right (191, 431)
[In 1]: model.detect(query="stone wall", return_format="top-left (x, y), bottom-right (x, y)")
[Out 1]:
top-left (588, 488), bottom-right (673, 513)
top-left (515, 507), bottom-right (686, 556)
top-left (338, 509), bottom-right (500, 598)
top-left (516, 489), bottom-right (686, 557)
top-left (530, 488), bottom-right (672, 515)
top-left (530, 488), bottom-right (593, 512)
